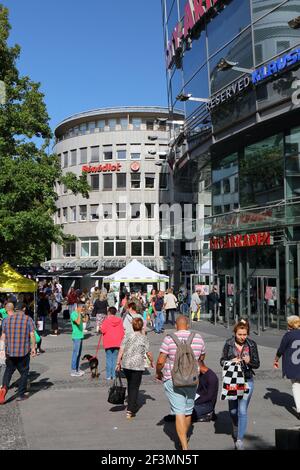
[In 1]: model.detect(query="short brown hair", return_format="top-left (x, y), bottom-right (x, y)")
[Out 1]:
top-left (233, 318), bottom-right (250, 334)
top-left (132, 317), bottom-right (143, 332)
top-left (127, 302), bottom-right (137, 311)
top-left (108, 307), bottom-right (117, 315)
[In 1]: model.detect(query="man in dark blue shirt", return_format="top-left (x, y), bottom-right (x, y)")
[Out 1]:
top-left (192, 361), bottom-right (219, 422)
top-left (154, 291), bottom-right (165, 334)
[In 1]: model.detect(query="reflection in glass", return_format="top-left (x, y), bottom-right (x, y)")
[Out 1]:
top-left (240, 134), bottom-right (284, 207)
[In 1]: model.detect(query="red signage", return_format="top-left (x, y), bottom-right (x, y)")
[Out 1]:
top-left (210, 232), bottom-right (272, 251)
top-left (166, 0), bottom-right (225, 69)
top-left (82, 163), bottom-right (122, 173)
top-left (130, 162), bottom-right (140, 172)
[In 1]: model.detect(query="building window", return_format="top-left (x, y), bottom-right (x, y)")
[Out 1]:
top-left (145, 173), bottom-right (155, 189)
top-left (130, 153), bottom-right (141, 160)
top-left (159, 173), bottom-right (168, 189)
top-left (90, 204), bottom-right (99, 221)
top-left (132, 118), bottom-right (141, 129)
top-left (131, 203), bottom-right (141, 219)
top-left (80, 238), bottom-right (99, 257)
top-left (144, 238), bottom-right (154, 256)
top-left (70, 206), bottom-right (76, 222)
top-left (104, 238), bottom-right (126, 257)
top-left (63, 152), bottom-right (68, 168)
top-left (79, 205), bottom-right (87, 221)
top-left (116, 173), bottom-right (126, 189)
top-left (108, 119), bottom-right (116, 130)
top-left (91, 146), bottom-right (99, 162)
top-left (63, 207), bottom-right (68, 223)
top-left (70, 149), bottom-right (77, 166)
top-left (146, 121), bottom-right (154, 130)
top-left (63, 241), bottom-right (76, 257)
top-left (120, 118), bottom-right (128, 130)
top-left (131, 239), bottom-right (142, 256)
top-left (103, 174), bottom-right (113, 190)
top-left (90, 174), bottom-right (99, 191)
top-left (131, 238), bottom-right (154, 256)
top-left (88, 121), bottom-right (95, 132)
top-left (103, 145), bottom-right (113, 160)
top-left (63, 184), bottom-right (67, 194)
top-left (131, 173), bottom-right (141, 189)
top-left (117, 149), bottom-right (126, 160)
top-left (145, 203), bottom-right (155, 219)
top-left (96, 120), bottom-right (105, 131)
top-left (103, 203), bottom-right (112, 219)
top-left (56, 208), bottom-right (61, 224)
top-left (79, 123), bottom-right (87, 135)
top-left (80, 147), bottom-right (87, 164)
top-left (116, 203), bottom-right (126, 219)
top-left (160, 241), bottom-right (168, 256)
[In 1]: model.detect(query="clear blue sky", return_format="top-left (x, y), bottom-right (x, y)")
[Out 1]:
top-left (4, 0), bottom-right (168, 133)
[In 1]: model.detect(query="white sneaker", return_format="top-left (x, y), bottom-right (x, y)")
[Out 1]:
top-left (76, 370), bottom-right (85, 376)
top-left (235, 439), bottom-right (244, 450)
top-left (70, 371), bottom-right (78, 377)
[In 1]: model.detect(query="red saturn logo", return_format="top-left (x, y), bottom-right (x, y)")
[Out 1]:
top-left (131, 162), bottom-right (140, 172)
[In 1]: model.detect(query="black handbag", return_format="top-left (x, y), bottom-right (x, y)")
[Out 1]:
top-left (108, 372), bottom-right (126, 405)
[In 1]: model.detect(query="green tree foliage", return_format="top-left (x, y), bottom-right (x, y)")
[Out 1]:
top-left (0, 5), bottom-right (89, 265)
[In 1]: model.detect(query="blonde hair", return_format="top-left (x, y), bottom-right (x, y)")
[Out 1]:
top-left (287, 315), bottom-right (300, 330)
top-left (99, 292), bottom-right (107, 301)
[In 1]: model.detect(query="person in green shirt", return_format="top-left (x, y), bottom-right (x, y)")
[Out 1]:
top-left (70, 302), bottom-right (85, 377)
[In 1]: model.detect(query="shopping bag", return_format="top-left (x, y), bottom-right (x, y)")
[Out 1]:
top-left (0, 339), bottom-right (5, 366)
top-left (220, 360), bottom-right (249, 400)
top-left (37, 320), bottom-right (44, 331)
top-left (108, 372), bottom-right (126, 405)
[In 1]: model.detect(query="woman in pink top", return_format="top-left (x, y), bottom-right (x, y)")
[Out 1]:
top-left (101, 307), bottom-right (124, 381)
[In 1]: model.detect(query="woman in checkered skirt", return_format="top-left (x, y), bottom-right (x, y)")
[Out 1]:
top-left (220, 319), bottom-right (260, 450)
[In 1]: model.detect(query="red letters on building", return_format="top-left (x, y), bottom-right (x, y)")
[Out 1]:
top-left (82, 163), bottom-right (122, 174)
top-left (209, 232), bottom-right (272, 250)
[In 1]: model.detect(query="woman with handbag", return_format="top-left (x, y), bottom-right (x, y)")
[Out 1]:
top-left (116, 317), bottom-right (154, 419)
top-left (220, 319), bottom-right (260, 450)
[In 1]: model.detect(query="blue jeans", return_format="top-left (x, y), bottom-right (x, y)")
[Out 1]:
top-left (228, 379), bottom-right (254, 440)
top-left (155, 311), bottom-right (164, 332)
top-left (71, 339), bottom-right (82, 371)
top-left (105, 348), bottom-right (119, 379)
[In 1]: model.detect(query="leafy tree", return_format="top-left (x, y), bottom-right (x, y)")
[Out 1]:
top-left (0, 5), bottom-right (89, 266)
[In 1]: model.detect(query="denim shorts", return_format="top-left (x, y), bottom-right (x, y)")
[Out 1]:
top-left (164, 379), bottom-right (197, 416)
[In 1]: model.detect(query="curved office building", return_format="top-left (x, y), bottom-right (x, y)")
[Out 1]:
top-left (162, 0), bottom-right (300, 328)
top-left (45, 106), bottom-right (183, 288)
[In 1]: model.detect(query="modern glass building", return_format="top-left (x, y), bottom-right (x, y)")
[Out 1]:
top-left (162, 0), bottom-right (300, 329)
top-left (44, 107), bottom-right (183, 290)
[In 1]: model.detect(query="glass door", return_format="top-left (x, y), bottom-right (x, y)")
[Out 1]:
top-left (248, 276), bottom-right (279, 334)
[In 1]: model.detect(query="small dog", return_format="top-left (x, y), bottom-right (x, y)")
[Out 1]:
top-left (81, 354), bottom-right (99, 378)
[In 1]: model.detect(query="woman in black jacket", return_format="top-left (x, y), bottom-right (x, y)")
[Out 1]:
top-left (220, 319), bottom-right (260, 450)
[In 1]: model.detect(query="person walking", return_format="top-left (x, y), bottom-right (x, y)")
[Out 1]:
top-left (0, 307), bottom-right (36, 403)
top-left (92, 292), bottom-right (108, 334)
top-left (164, 288), bottom-right (178, 326)
top-left (156, 315), bottom-right (206, 450)
top-left (190, 289), bottom-right (201, 322)
top-left (122, 303), bottom-right (144, 336)
top-left (208, 286), bottom-right (220, 323)
top-left (37, 292), bottom-right (50, 336)
top-left (154, 291), bottom-right (165, 334)
top-left (101, 307), bottom-right (124, 382)
top-left (273, 315), bottom-right (300, 419)
top-left (220, 319), bottom-right (260, 450)
top-left (70, 302), bottom-right (85, 377)
top-left (116, 317), bottom-right (154, 419)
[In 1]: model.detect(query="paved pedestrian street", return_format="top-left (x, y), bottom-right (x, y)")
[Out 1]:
top-left (0, 320), bottom-right (298, 450)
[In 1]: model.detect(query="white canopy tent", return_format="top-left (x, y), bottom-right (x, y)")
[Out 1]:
top-left (102, 259), bottom-right (169, 284)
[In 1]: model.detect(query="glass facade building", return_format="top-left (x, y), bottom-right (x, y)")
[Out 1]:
top-left (162, 0), bottom-right (300, 330)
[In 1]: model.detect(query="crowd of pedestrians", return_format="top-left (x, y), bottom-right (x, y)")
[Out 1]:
top-left (0, 281), bottom-right (299, 451)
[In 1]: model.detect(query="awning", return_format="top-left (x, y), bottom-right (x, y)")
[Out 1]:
top-left (0, 262), bottom-right (37, 293)
top-left (91, 269), bottom-right (118, 278)
top-left (59, 269), bottom-right (97, 278)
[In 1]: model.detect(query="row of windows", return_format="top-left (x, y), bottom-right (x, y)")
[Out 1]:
top-left (62, 238), bottom-right (168, 258)
top-left (56, 118), bottom-right (175, 142)
top-left (59, 144), bottom-right (169, 167)
top-left (58, 203), bottom-right (159, 223)
top-left (60, 173), bottom-right (169, 193)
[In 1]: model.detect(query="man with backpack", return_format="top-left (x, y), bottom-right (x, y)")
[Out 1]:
top-left (156, 315), bottom-right (206, 450)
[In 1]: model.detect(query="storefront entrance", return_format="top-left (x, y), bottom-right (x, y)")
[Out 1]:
top-left (248, 276), bottom-right (280, 334)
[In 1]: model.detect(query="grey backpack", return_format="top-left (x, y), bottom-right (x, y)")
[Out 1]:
top-left (168, 332), bottom-right (199, 387)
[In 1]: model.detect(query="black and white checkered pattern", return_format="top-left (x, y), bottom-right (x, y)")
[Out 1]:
top-left (221, 361), bottom-right (249, 400)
